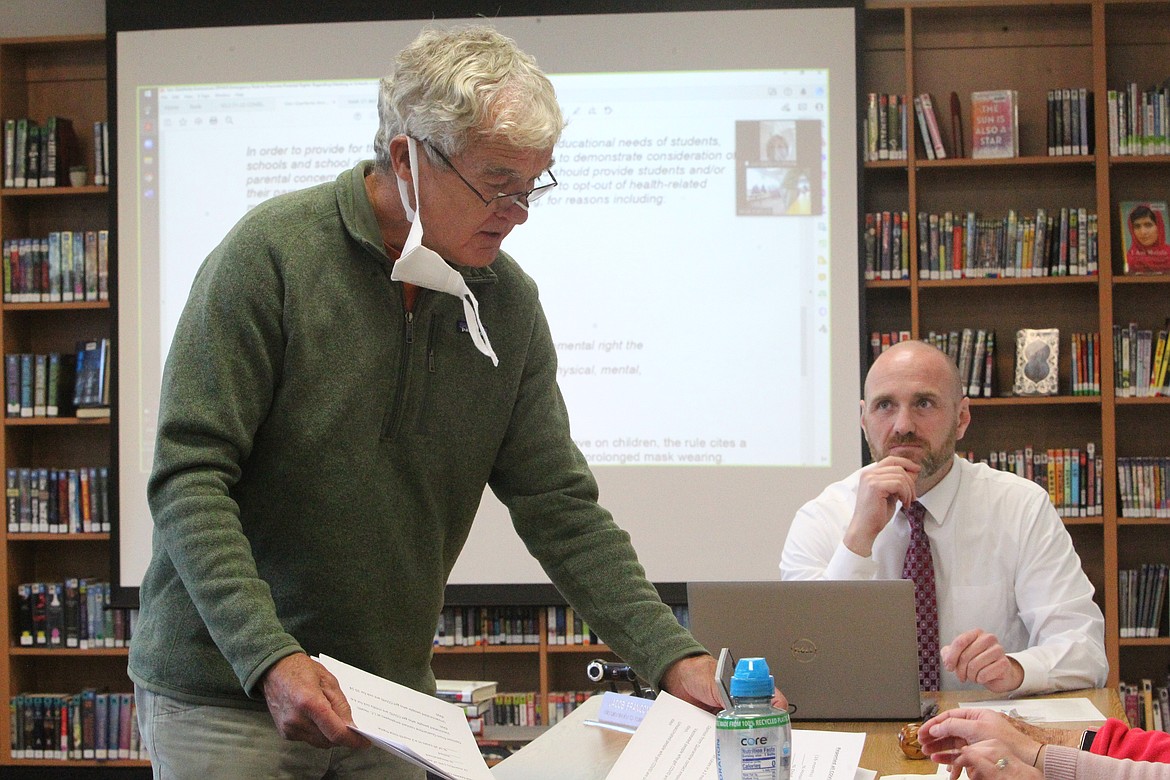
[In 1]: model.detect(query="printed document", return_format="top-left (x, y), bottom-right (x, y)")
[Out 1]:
top-left (316, 654), bottom-right (492, 780)
top-left (604, 691), bottom-right (718, 779)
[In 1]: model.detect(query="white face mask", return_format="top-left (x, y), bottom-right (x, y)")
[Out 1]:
top-left (390, 137), bottom-right (498, 367)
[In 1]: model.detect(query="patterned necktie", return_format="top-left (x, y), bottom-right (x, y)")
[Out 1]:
top-left (902, 501), bottom-right (941, 691)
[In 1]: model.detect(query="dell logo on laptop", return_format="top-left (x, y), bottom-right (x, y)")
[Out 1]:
top-left (790, 638), bottom-right (818, 662)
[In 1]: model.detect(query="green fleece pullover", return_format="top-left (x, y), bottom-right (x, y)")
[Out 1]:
top-left (127, 161), bottom-right (705, 707)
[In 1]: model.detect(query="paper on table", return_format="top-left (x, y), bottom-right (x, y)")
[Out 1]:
top-left (880, 767), bottom-right (959, 779)
top-left (316, 654), bottom-right (493, 780)
top-left (603, 691), bottom-right (718, 779)
top-left (600, 691), bottom-right (867, 780)
top-left (791, 729), bottom-right (866, 780)
top-left (958, 698), bottom-right (1106, 723)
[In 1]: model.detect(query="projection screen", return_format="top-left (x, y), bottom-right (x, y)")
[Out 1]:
top-left (111, 2), bottom-right (863, 601)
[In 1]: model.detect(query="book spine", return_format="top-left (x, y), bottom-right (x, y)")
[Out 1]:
top-left (969, 330), bottom-right (987, 397)
top-left (1047, 89), bottom-right (1057, 155)
top-left (863, 213), bottom-right (876, 280)
top-left (865, 93), bottom-right (879, 161)
top-left (3, 117), bottom-right (15, 187)
top-left (102, 121), bottom-right (109, 185)
top-left (31, 582), bottom-right (47, 646)
top-left (1107, 90), bottom-right (1119, 156)
top-left (118, 692), bottom-right (133, 758)
top-left (19, 353), bottom-right (34, 417)
top-left (60, 230), bottom-right (74, 302)
top-left (80, 469), bottom-right (93, 533)
top-left (46, 352), bottom-right (61, 417)
top-left (13, 118), bottom-right (28, 187)
top-left (5, 353), bottom-right (20, 417)
top-left (84, 230), bottom-right (98, 302)
top-left (32, 354), bottom-right (47, 418)
top-left (46, 581), bottom-right (64, 648)
top-left (93, 122), bottom-right (106, 186)
top-left (98, 466), bottom-right (110, 532)
top-left (912, 96), bottom-right (935, 160)
top-left (16, 583), bottom-right (32, 644)
top-left (43, 116), bottom-right (58, 187)
top-left (920, 93), bottom-right (947, 159)
top-left (1079, 88), bottom-right (1091, 155)
top-left (36, 468), bottom-right (49, 533)
top-left (98, 229), bottom-right (109, 301)
top-left (5, 468), bottom-right (18, 533)
top-left (24, 124), bottom-right (41, 188)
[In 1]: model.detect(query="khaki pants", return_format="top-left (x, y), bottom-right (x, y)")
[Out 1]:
top-left (135, 684), bottom-right (427, 780)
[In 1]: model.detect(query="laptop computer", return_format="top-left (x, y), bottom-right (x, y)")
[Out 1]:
top-left (686, 580), bottom-right (926, 721)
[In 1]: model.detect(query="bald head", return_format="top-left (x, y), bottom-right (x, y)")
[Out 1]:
top-left (865, 340), bottom-right (964, 405)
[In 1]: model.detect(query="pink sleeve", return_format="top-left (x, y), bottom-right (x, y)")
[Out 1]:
top-left (1044, 746), bottom-right (1170, 780)
top-left (1091, 718), bottom-right (1170, 762)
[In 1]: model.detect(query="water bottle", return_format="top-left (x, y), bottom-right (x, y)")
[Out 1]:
top-left (716, 657), bottom-right (791, 780)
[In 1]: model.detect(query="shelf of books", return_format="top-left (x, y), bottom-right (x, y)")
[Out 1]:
top-left (862, 0), bottom-right (1170, 694)
top-left (430, 603), bottom-right (627, 745)
top-left (0, 34), bottom-right (137, 766)
top-left (429, 600), bottom-right (690, 751)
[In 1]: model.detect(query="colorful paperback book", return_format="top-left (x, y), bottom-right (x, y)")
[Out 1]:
top-left (971, 89), bottom-right (1019, 158)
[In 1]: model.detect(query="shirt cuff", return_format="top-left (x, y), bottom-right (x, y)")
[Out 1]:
top-left (1004, 651), bottom-right (1046, 697)
top-left (824, 544), bottom-right (880, 579)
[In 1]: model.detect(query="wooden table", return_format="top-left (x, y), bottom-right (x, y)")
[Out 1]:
top-left (814, 687), bottom-right (1124, 777)
top-left (491, 687), bottom-right (1123, 779)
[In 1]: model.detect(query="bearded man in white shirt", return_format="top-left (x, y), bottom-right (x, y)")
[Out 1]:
top-left (780, 340), bottom-right (1107, 694)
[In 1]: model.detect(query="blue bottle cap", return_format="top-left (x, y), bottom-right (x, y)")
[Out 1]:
top-left (729, 657), bottom-right (774, 698)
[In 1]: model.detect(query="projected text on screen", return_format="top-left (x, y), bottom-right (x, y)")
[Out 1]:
top-left (136, 69), bottom-right (832, 471)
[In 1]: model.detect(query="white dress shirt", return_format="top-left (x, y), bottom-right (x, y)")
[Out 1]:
top-left (780, 455), bottom-right (1107, 694)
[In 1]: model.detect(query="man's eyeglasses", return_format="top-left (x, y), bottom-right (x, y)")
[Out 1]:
top-left (424, 141), bottom-right (557, 210)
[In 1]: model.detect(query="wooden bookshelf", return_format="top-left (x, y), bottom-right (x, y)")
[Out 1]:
top-left (0, 34), bottom-right (138, 768)
top-left (431, 607), bottom-right (621, 733)
top-left (862, 0), bottom-right (1170, 688)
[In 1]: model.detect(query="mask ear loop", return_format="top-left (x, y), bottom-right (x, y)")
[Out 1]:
top-left (396, 136), bottom-right (420, 223)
